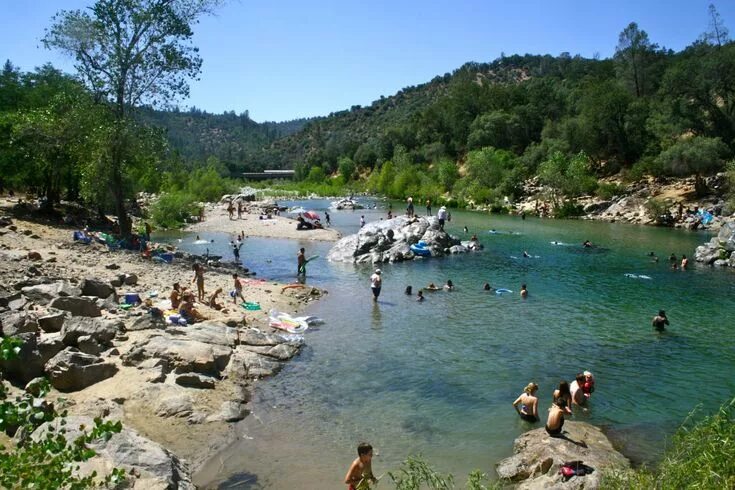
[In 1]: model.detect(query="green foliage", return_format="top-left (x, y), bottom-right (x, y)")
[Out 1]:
top-left (645, 197), bottom-right (672, 224)
top-left (389, 455), bottom-right (455, 490)
top-left (538, 151), bottom-right (598, 204)
top-left (602, 398), bottom-right (735, 489)
top-left (338, 157), bottom-right (356, 181)
top-left (0, 338), bottom-right (124, 488)
top-left (150, 191), bottom-right (200, 229)
top-left (656, 136), bottom-right (728, 177)
top-left (596, 182), bottom-right (626, 200)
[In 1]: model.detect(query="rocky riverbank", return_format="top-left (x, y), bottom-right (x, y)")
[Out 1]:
top-left (0, 201), bottom-right (326, 486)
top-left (496, 421), bottom-right (629, 489)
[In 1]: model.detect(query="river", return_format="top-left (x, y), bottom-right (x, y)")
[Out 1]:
top-left (161, 199), bottom-right (735, 489)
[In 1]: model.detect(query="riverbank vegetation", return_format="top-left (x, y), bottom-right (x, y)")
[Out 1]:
top-left (602, 397), bottom-right (735, 488)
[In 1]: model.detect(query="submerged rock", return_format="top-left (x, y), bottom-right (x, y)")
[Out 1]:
top-left (496, 421), bottom-right (629, 489)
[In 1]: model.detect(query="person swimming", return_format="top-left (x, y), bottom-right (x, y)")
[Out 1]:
top-left (443, 280), bottom-right (454, 291)
top-left (416, 290), bottom-right (425, 302)
top-left (425, 283), bottom-right (440, 291)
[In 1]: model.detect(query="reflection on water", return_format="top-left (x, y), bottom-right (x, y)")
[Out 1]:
top-left (181, 202), bottom-right (735, 489)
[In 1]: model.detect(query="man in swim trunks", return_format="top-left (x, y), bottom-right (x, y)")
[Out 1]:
top-left (344, 442), bottom-right (376, 490)
top-left (652, 310), bottom-right (669, 332)
top-left (570, 373), bottom-right (588, 408)
top-left (370, 269), bottom-right (382, 302)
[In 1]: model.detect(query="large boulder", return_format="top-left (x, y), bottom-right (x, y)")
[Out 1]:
top-left (37, 309), bottom-right (68, 333)
top-left (44, 348), bottom-right (118, 392)
top-left (32, 416), bottom-right (193, 489)
top-left (50, 296), bottom-right (101, 317)
top-left (495, 422), bottom-right (629, 489)
top-left (61, 317), bottom-right (121, 347)
top-left (327, 216), bottom-right (462, 264)
top-left (718, 221), bottom-right (735, 252)
top-left (224, 346), bottom-right (284, 380)
top-left (166, 321), bottom-right (238, 346)
top-left (21, 281), bottom-right (81, 305)
top-left (122, 335), bottom-right (232, 375)
top-left (80, 278), bottom-right (116, 299)
top-left (241, 343), bottom-right (300, 361)
top-left (175, 372), bottom-right (216, 389)
top-left (0, 333), bottom-right (46, 384)
top-left (0, 310), bottom-right (38, 337)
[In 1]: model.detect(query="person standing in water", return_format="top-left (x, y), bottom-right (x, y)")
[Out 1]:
top-left (370, 269), bottom-right (382, 302)
top-left (360, 215), bottom-right (365, 228)
top-left (652, 310), bottom-right (669, 332)
top-left (520, 284), bottom-right (528, 298)
top-left (513, 382), bottom-right (539, 422)
top-left (426, 199), bottom-right (432, 216)
top-left (325, 211), bottom-right (331, 226)
top-left (344, 443), bottom-right (377, 490)
top-left (681, 254), bottom-right (688, 269)
top-left (297, 247), bottom-right (306, 276)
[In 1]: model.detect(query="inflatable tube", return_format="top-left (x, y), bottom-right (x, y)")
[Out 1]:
top-left (410, 244), bottom-right (431, 256)
top-left (269, 310), bottom-right (309, 334)
top-left (495, 288), bottom-right (512, 294)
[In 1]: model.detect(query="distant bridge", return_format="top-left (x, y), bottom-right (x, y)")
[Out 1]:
top-left (241, 170), bottom-right (295, 180)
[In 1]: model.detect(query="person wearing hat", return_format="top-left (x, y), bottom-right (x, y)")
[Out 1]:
top-left (370, 269), bottom-right (382, 302)
top-left (652, 310), bottom-right (669, 332)
top-left (437, 206), bottom-right (448, 231)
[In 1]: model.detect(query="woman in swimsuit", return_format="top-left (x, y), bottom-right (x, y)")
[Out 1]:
top-left (546, 398), bottom-right (567, 436)
top-left (552, 381), bottom-right (573, 415)
top-left (512, 382), bottom-right (539, 422)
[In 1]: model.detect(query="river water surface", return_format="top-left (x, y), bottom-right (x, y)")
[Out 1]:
top-left (163, 200), bottom-right (735, 489)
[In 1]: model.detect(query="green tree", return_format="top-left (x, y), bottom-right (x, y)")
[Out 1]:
top-left (307, 166), bottom-right (327, 183)
top-left (43, 0), bottom-right (222, 237)
top-left (656, 136), bottom-right (728, 195)
top-left (538, 151), bottom-right (598, 206)
top-left (338, 156), bottom-right (356, 181)
top-left (702, 4), bottom-right (730, 46)
top-left (614, 22), bottom-right (658, 97)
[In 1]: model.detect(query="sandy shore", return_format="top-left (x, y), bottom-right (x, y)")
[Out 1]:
top-left (0, 197), bottom-right (330, 474)
top-left (187, 201), bottom-right (341, 241)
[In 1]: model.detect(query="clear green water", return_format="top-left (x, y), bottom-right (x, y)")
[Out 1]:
top-left (167, 202), bottom-right (735, 489)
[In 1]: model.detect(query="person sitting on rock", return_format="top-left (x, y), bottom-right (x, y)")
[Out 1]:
top-left (170, 283), bottom-right (182, 309)
top-left (552, 381), bottom-right (573, 415)
top-left (513, 382), bottom-right (539, 423)
top-left (179, 292), bottom-right (204, 323)
top-left (208, 288), bottom-right (224, 310)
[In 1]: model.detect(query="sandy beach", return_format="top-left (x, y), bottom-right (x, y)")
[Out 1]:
top-left (187, 201), bottom-right (341, 241)
top-left (0, 196), bottom-right (332, 479)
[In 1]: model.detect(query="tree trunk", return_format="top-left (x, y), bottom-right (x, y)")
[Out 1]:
top-left (110, 122), bottom-right (131, 238)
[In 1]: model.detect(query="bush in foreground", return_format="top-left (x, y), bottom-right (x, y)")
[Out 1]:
top-left (602, 398), bottom-right (735, 489)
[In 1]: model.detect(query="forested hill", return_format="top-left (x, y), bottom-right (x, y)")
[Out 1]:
top-left (266, 54), bottom-right (607, 172)
top-left (136, 107), bottom-right (312, 173)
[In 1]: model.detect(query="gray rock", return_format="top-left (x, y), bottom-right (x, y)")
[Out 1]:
top-left (175, 372), bottom-right (216, 389)
top-left (32, 416), bottom-right (194, 489)
top-left (80, 278), bottom-right (116, 299)
top-left (77, 335), bottom-right (102, 356)
top-left (61, 317), bottom-right (121, 347)
top-left (225, 346), bottom-right (283, 380)
top-left (12, 276), bottom-right (54, 291)
top-left (105, 263), bottom-right (120, 270)
top-left (122, 335), bottom-right (232, 375)
top-left (155, 394), bottom-right (194, 417)
top-left (123, 273), bottom-right (138, 286)
top-left (713, 259), bottom-right (728, 267)
top-left (21, 281), bottom-right (81, 305)
top-left (166, 321), bottom-right (238, 346)
top-left (496, 422), bottom-right (629, 489)
top-left (0, 310), bottom-right (38, 336)
top-left (242, 343), bottom-right (300, 361)
top-left (718, 221), bottom-right (735, 252)
top-left (50, 296), bottom-right (101, 317)
top-left (38, 309), bottom-right (67, 333)
top-left (239, 328), bottom-right (289, 346)
top-left (109, 277), bottom-right (123, 288)
top-left (7, 294), bottom-right (27, 311)
top-left (0, 291), bottom-right (22, 308)
top-left (44, 348), bottom-right (118, 392)
top-left (127, 315), bottom-right (164, 331)
top-left (38, 333), bottom-right (66, 366)
top-left (210, 401), bottom-right (248, 422)
top-left (328, 216), bottom-right (461, 264)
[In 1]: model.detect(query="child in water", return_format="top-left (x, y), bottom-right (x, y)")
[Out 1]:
top-left (416, 290), bottom-right (425, 302)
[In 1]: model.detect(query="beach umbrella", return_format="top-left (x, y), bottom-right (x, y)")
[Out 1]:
top-left (288, 206), bottom-right (306, 214)
top-left (303, 211), bottom-right (320, 220)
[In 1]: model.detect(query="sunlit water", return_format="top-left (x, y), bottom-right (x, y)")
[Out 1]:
top-left (158, 200), bottom-right (735, 489)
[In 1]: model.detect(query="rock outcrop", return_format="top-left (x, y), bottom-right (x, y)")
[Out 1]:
top-left (327, 216), bottom-right (464, 264)
top-left (496, 422), bottom-right (629, 489)
top-left (33, 416), bottom-right (194, 489)
top-left (44, 348), bottom-right (119, 391)
top-left (695, 221), bottom-right (735, 267)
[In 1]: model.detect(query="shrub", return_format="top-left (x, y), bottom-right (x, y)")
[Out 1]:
top-left (150, 191), bottom-right (199, 228)
top-left (596, 182), bottom-right (626, 200)
top-left (602, 398), bottom-right (735, 489)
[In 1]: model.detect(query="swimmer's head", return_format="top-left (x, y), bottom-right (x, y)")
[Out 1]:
top-left (659, 310), bottom-right (666, 316)
top-left (576, 372), bottom-right (585, 384)
top-left (524, 382), bottom-right (538, 394)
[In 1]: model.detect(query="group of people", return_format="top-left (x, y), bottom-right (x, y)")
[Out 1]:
top-left (226, 200), bottom-right (248, 220)
top-left (512, 372), bottom-right (596, 437)
top-left (166, 265), bottom-right (248, 324)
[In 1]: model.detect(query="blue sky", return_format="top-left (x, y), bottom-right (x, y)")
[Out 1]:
top-left (1, 1), bottom-right (733, 122)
